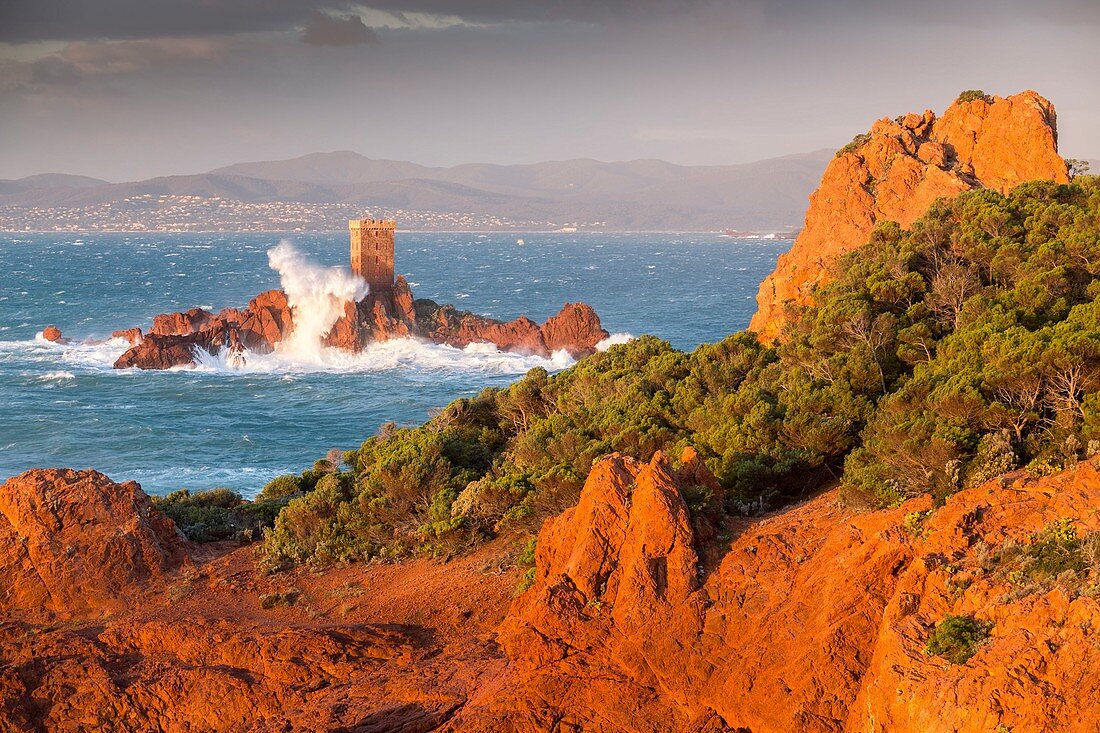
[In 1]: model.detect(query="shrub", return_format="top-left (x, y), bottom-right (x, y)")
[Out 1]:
top-left (263, 177), bottom-right (1100, 564)
top-left (259, 590), bottom-right (300, 609)
top-left (515, 538), bottom-right (538, 595)
top-left (955, 89), bottom-right (989, 104)
top-left (925, 614), bottom-right (990, 664)
top-left (1021, 519), bottom-right (1087, 579)
top-left (836, 133), bottom-right (872, 157)
top-left (965, 430), bottom-right (1017, 488)
top-left (259, 474), bottom-right (303, 500)
top-left (153, 488), bottom-right (282, 543)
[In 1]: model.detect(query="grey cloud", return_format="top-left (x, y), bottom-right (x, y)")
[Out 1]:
top-left (0, 0), bottom-right (359, 42)
top-left (2, 0), bottom-right (1098, 44)
top-left (0, 37), bottom-right (241, 91)
top-left (301, 11), bottom-right (380, 46)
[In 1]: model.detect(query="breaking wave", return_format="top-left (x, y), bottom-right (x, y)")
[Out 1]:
top-left (267, 240), bottom-right (369, 359)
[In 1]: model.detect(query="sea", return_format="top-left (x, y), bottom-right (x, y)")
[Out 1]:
top-left (0, 232), bottom-right (786, 496)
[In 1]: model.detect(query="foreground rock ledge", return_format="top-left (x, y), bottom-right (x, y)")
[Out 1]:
top-left (1, 459), bottom-right (1098, 731)
top-left (112, 276), bottom-right (609, 370)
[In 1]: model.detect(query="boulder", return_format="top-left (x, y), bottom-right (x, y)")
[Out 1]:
top-left (0, 469), bottom-right (190, 622)
top-left (150, 307), bottom-right (216, 337)
top-left (540, 302), bottom-right (609, 357)
top-left (40, 325), bottom-right (65, 343)
top-left (110, 327), bottom-right (143, 346)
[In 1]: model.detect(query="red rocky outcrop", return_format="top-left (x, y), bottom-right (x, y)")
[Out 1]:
top-left (0, 469), bottom-right (189, 622)
top-left (0, 468), bottom-right (511, 732)
top-left (749, 90), bottom-right (1069, 342)
top-left (2, 457), bottom-right (1099, 730)
top-left (111, 327), bottom-right (143, 346)
top-left (419, 300), bottom-right (607, 358)
top-left (113, 274), bottom-right (608, 369)
top-left (451, 454), bottom-right (1100, 732)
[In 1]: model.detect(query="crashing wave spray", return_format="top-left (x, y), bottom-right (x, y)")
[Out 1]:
top-left (267, 241), bottom-right (369, 359)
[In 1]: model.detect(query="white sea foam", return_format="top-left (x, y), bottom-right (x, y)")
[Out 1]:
top-left (596, 332), bottom-right (635, 351)
top-left (36, 370), bottom-right (75, 383)
top-left (267, 240), bottom-right (369, 359)
top-left (192, 337), bottom-right (574, 376)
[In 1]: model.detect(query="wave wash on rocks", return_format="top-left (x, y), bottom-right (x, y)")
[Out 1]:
top-left (111, 244), bottom-right (609, 370)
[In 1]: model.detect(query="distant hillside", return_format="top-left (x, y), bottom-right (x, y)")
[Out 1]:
top-left (0, 151), bottom-right (836, 230)
top-left (0, 173), bottom-right (109, 196)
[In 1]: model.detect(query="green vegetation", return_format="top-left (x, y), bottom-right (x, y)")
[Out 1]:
top-left (925, 614), bottom-right (991, 664)
top-left (955, 89), bottom-right (990, 104)
top-left (262, 177), bottom-right (1100, 566)
top-left (836, 133), bottom-right (872, 157)
top-left (1067, 159), bottom-right (1092, 179)
top-left (993, 520), bottom-right (1100, 594)
top-left (258, 474), bottom-right (304, 500)
top-left (515, 538), bottom-right (538, 594)
top-left (154, 488), bottom-right (284, 543)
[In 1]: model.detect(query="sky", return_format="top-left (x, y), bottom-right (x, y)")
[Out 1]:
top-left (0, 0), bottom-right (1097, 181)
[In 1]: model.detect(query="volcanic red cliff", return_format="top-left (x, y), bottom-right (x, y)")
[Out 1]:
top-left (2, 456), bottom-right (1098, 731)
top-left (112, 275), bottom-right (608, 370)
top-left (749, 90), bottom-right (1069, 342)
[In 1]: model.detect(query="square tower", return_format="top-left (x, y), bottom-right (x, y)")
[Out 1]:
top-left (349, 219), bottom-right (395, 295)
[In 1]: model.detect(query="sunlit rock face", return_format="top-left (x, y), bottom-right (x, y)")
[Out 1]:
top-left (750, 90), bottom-right (1067, 343)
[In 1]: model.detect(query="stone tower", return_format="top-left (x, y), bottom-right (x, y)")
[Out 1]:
top-left (349, 219), bottom-right (395, 295)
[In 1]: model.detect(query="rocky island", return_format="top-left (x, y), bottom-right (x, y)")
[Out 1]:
top-left (110, 220), bottom-right (609, 370)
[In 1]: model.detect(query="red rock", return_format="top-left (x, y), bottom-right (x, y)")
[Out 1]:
top-left (0, 468), bottom-right (512, 731)
top-left (0, 469), bottom-right (189, 622)
top-left (237, 289), bottom-right (292, 352)
top-left (110, 327), bottom-right (143, 346)
top-left (419, 299), bottom-right (608, 358)
top-left (40, 325), bottom-right (64, 343)
top-left (453, 455), bottom-right (1100, 732)
top-left (323, 299), bottom-right (364, 351)
top-left (112, 278), bottom-right (606, 368)
top-left (540, 302), bottom-right (609, 357)
top-left (113, 332), bottom-right (208, 369)
top-left (749, 91), bottom-right (1069, 342)
top-left (2, 458), bottom-right (1099, 729)
top-left (150, 307), bottom-right (216, 337)
top-left (425, 304), bottom-right (548, 355)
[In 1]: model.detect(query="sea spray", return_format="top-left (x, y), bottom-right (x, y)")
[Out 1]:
top-left (267, 241), bottom-right (369, 359)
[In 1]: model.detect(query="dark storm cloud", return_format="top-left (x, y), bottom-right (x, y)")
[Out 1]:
top-left (301, 11), bottom-right (380, 46)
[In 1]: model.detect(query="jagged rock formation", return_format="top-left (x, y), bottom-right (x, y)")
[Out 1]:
top-left (112, 275), bottom-right (608, 369)
top-left (452, 453), bottom-right (1100, 732)
top-left (749, 90), bottom-right (1068, 342)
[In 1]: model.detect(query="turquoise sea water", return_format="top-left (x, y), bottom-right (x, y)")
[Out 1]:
top-left (0, 232), bottom-right (786, 495)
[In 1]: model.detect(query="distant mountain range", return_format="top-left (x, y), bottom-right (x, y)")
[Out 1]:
top-left (0, 150), bottom-right (840, 231)
top-left (2, 151), bottom-right (1091, 231)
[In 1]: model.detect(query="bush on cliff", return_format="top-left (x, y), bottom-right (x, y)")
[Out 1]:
top-left (955, 89), bottom-right (990, 104)
top-left (258, 474), bottom-right (304, 500)
top-left (154, 488), bottom-right (282, 543)
top-left (264, 177), bottom-right (1100, 565)
top-left (838, 179), bottom-right (1100, 505)
top-left (925, 614), bottom-right (990, 664)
